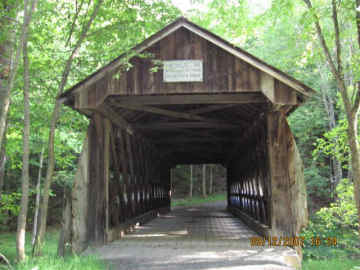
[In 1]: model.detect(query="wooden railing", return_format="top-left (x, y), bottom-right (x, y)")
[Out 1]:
top-left (227, 118), bottom-right (270, 229)
top-left (229, 179), bottom-right (268, 226)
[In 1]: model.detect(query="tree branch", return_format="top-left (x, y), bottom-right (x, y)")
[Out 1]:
top-left (0, 252), bottom-right (11, 269)
top-left (302, 0), bottom-right (338, 76)
top-left (302, 0), bottom-right (351, 116)
top-left (33, 0), bottom-right (104, 256)
top-left (352, 0), bottom-right (360, 115)
top-left (65, 0), bottom-right (85, 47)
top-left (356, 0), bottom-right (360, 48)
top-left (353, 83), bottom-right (360, 114)
top-left (59, 0), bottom-right (103, 94)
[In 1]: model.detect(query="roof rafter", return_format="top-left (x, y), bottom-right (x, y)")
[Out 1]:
top-left (109, 102), bottom-right (239, 126)
top-left (133, 122), bottom-right (241, 130)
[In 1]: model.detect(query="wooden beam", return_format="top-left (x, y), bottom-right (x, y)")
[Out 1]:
top-left (176, 128), bottom-right (221, 139)
top-left (186, 104), bottom-right (238, 114)
top-left (225, 114), bottom-right (265, 165)
top-left (260, 72), bottom-right (275, 104)
top-left (261, 73), bottom-right (297, 105)
top-left (104, 119), bottom-right (111, 243)
top-left (125, 133), bottom-right (135, 178)
top-left (136, 113), bottom-right (249, 127)
top-left (98, 104), bottom-right (135, 135)
top-left (267, 110), bottom-right (308, 236)
top-left (168, 157), bottom-right (225, 165)
top-left (150, 127), bottom-right (224, 140)
top-left (151, 137), bottom-right (236, 143)
top-left (98, 105), bottom-right (165, 170)
top-left (133, 122), bottom-right (240, 130)
top-left (159, 147), bottom-right (224, 155)
top-left (109, 101), bottom-right (238, 125)
top-left (111, 93), bottom-right (267, 105)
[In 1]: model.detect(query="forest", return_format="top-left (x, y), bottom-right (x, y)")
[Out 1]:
top-left (0, 0), bottom-right (359, 269)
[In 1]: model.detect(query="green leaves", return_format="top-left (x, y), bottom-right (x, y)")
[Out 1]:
top-left (301, 178), bottom-right (359, 259)
top-left (313, 119), bottom-right (350, 167)
top-left (4, 0), bottom-right (180, 183)
top-left (0, 192), bottom-right (22, 229)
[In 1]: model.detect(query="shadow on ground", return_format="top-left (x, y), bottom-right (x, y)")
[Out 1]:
top-left (86, 201), bottom-right (299, 270)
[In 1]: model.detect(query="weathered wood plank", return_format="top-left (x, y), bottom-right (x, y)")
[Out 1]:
top-left (111, 93), bottom-right (265, 105)
top-left (267, 110), bottom-right (308, 236)
top-left (151, 137), bottom-right (236, 143)
top-left (275, 80), bottom-right (298, 105)
top-left (59, 18), bottom-right (313, 106)
top-left (112, 103), bottom-right (239, 125)
top-left (98, 104), bottom-right (135, 135)
top-left (133, 122), bottom-right (240, 130)
top-left (109, 128), bottom-right (125, 224)
top-left (261, 73), bottom-right (298, 105)
top-left (260, 72), bottom-right (275, 103)
top-left (187, 104), bottom-right (237, 114)
top-left (118, 128), bottom-right (133, 218)
top-left (104, 119), bottom-right (111, 242)
top-left (86, 114), bottom-right (107, 245)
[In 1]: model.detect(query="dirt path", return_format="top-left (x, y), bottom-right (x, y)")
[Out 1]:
top-left (86, 201), bottom-right (300, 270)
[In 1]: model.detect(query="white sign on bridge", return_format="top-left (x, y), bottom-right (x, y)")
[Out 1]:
top-left (163, 60), bottom-right (203, 82)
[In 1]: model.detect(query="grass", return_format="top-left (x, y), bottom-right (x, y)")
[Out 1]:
top-left (303, 258), bottom-right (360, 270)
top-left (1, 198), bottom-right (358, 270)
top-left (0, 229), bottom-right (107, 270)
top-left (171, 193), bottom-right (226, 207)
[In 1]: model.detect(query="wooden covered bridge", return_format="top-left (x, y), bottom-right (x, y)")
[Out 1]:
top-left (58, 17), bottom-right (313, 254)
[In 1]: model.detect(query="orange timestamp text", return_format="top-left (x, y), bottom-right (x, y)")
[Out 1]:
top-left (249, 236), bottom-right (337, 247)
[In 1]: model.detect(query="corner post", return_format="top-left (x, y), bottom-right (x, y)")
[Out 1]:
top-left (266, 110), bottom-right (308, 237)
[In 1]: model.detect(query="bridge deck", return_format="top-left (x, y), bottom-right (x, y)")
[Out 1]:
top-left (87, 202), bottom-right (299, 270)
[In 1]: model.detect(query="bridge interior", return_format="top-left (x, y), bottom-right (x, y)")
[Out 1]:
top-left (88, 93), bottom-right (272, 243)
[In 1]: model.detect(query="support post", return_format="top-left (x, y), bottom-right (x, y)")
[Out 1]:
top-left (226, 166), bottom-right (231, 208)
top-left (104, 119), bottom-right (111, 242)
top-left (86, 114), bottom-right (111, 246)
top-left (267, 110), bottom-right (308, 237)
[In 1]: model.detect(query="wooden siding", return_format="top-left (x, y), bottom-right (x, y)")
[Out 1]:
top-left (117, 28), bottom-right (262, 94)
top-left (74, 27), bottom-right (273, 110)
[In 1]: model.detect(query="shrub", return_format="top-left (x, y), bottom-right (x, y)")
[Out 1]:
top-left (0, 192), bottom-right (21, 231)
top-left (301, 178), bottom-right (360, 260)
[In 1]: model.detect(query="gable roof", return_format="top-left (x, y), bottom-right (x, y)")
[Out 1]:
top-left (58, 17), bottom-right (315, 102)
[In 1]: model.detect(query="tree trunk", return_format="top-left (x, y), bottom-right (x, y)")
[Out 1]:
top-left (319, 65), bottom-right (342, 191)
top-left (16, 0), bottom-right (37, 261)
top-left (0, 253), bottom-right (11, 268)
top-left (0, 122), bottom-right (7, 200)
top-left (202, 164), bottom-right (206, 197)
top-left (189, 165), bottom-right (193, 198)
top-left (303, 0), bottom-right (360, 237)
top-left (32, 145), bottom-right (44, 245)
top-left (354, 0), bottom-right (360, 235)
top-left (57, 186), bottom-right (72, 256)
top-left (33, 0), bottom-right (103, 255)
top-left (0, 90), bottom-right (11, 156)
top-left (0, 2), bottom-right (21, 152)
top-left (209, 165), bottom-right (213, 195)
top-left (170, 168), bottom-right (173, 198)
top-left (348, 114), bottom-right (360, 233)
